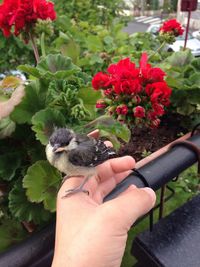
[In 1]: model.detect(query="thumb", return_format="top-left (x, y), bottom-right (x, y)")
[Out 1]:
top-left (105, 186), bottom-right (156, 230)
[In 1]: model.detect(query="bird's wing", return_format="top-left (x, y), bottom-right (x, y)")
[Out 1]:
top-left (68, 136), bottom-right (116, 167)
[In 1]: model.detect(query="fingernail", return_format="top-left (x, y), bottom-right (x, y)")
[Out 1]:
top-left (141, 187), bottom-right (156, 204)
top-left (129, 184), bottom-right (137, 189)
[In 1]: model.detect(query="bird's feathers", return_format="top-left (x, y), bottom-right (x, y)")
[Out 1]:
top-left (46, 128), bottom-right (116, 177)
top-left (68, 136), bottom-right (116, 167)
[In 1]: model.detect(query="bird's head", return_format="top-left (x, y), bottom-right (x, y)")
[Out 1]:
top-left (49, 128), bottom-right (76, 154)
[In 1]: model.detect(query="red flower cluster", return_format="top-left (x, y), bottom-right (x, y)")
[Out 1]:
top-left (159, 19), bottom-right (184, 37)
top-left (92, 53), bottom-right (172, 128)
top-left (116, 105), bottom-right (128, 115)
top-left (0, 0), bottom-right (56, 37)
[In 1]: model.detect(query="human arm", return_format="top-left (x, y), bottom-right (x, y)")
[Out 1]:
top-left (52, 155), bottom-right (156, 267)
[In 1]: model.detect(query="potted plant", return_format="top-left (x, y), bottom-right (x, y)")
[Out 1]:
top-left (0, 0), bottom-right (199, 265)
top-left (0, 0), bottom-right (130, 262)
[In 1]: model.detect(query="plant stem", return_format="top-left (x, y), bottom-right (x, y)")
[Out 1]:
top-left (148, 41), bottom-right (166, 61)
top-left (29, 32), bottom-right (40, 64)
top-left (41, 32), bottom-right (46, 57)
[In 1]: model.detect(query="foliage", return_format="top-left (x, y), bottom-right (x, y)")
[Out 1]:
top-left (9, 181), bottom-right (53, 224)
top-left (160, 50), bottom-right (200, 128)
top-left (0, 32), bottom-right (34, 73)
top-left (0, 53), bottom-right (98, 252)
top-left (23, 161), bottom-right (61, 212)
top-left (53, 0), bottom-right (128, 26)
top-left (53, 17), bottom-right (138, 75)
top-left (85, 115), bottom-right (131, 150)
top-left (0, 217), bottom-right (27, 253)
top-left (175, 165), bottom-right (200, 197)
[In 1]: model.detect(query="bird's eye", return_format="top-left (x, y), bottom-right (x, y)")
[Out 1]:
top-left (61, 141), bottom-right (69, 147)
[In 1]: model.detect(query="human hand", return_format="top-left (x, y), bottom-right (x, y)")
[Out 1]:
top-left (52, 155), bottom-right (156, 267)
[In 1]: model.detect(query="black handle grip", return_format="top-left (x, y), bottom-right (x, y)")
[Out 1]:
top-left (104, 134), bottom-right (200, 201)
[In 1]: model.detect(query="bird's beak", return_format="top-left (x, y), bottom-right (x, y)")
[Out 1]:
top-left (53, 144), bottom-right (65, 153)
top-left (54, 147), bottom-right (65, 153)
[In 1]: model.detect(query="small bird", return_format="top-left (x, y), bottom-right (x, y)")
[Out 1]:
top-left (46, 128), bottom-right (116, 197)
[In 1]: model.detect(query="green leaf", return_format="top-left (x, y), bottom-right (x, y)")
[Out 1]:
top-left (187, 89), bottom-right (200, 104)
top-left (0, 117), bottom-right (16, 139)
top-left (191, 57), bottom-right (200, 71)
top-left (56, 32), bottom-right (80, 64)
top-left (32, 108), bottom-right (66, 145)
top-left (18, 65), bottom-right (40, 78)
top-left (103, 36), bottom-right (114, 45)
top-left (166, 50), bottom-right (194, 67)
top-left (9, 182), bottom-right (52, 224)
top-left (189, 73), bottom-right (200, 87)
top-left (36, 54), bottom-right (80, 79)
top-left (89, 54), bottom-right (104, 65)
top-left (99, 129), bottom-right (121, 150)
top-left (86, 116), bottom-right (131, 150)
top-left (0, 152), bottom-right (21, 181)
top-left (78, 86), bottom-right (101, 118)
top-left (86, 36), bottom-right (103, 52)
top-left (177, 104), bottom-right (195, 115)
top-left (97, 121), bottom-right (131, 143)
top-left (23, 160), bottom-right (61, 212)
top-left (0, 218), bottom-right (27, 253)
top-left (55, 15), bottom-right (72, 32)
top-left (27, 140), bottom-right (46, 163)
top-left (183, 65), bottom-right (196, 78)
top-left (11, 80), bottom-right (48, 124)
top-left (165, 76), bottom-right (182, 89)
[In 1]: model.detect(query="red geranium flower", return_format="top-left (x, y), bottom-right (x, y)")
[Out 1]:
top-left (146, 82), bottom-right (172, 106)
top-left (159, 19), bottom-right (184, 37)
top-left (133, 106), bottom-right (145, 118)
top-left (92, 72), bottom-right (110, 90)
top-left (114, 79), bottom-right (142, 95)
top-left (152, 103), bottom-right (165, 116)
top-left (107, 58), bottom-right (139, 80)
top-left (0, 0), bottom-right (18, 37)
top-left (92, 53), bottom-right (172, 128)
top-left (147, 110), bottom-right (157, 120)
top-left (0, 0), bottom-right (56, 37)
top-left (103, 88), bottom-right (113, 97)
top-left (116, 105), bottom-right (128, 115)
top-left (139, 52), bottom-right (166, 83)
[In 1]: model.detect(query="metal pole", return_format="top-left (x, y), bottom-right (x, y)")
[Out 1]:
top-left (184, 8), bottom-right (191, 50)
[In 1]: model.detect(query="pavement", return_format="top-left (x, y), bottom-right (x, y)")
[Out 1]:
top-left (123, 15), bottom-right (198, 35)
top-left (123, 20), bottom-right (149, 34)
top-left (123, 16), bottom-right (163, 34)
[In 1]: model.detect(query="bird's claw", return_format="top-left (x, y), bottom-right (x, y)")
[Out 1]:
top-left (62, 187), bottom-right (89, 198)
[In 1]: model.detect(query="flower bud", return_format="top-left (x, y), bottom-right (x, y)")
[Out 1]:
top-left (117, 115), bottom-right (125, 122)
top-left (96, 99), bottom-right (106, 109)
top-left (132, 95), bottom-right (141, 104)
top-left (133, 106), bottom-right (145, 118)
top-left (150, 118), bottom-right (161, 128)
top-left (35, 18), bottom-right (54, 38)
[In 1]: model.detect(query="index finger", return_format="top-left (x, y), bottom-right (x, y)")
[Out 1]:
top-left (96, 156), bottom-right (135, 184)
top-left (87, 129), bottom-right (99, 138)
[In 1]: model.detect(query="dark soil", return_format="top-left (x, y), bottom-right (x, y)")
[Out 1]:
top-left (118, 115), bottom-right (188, 162)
